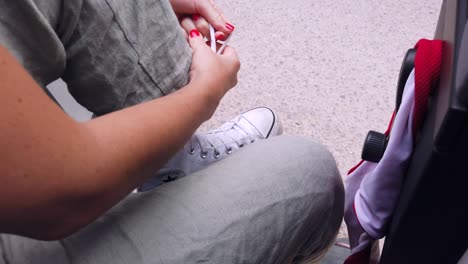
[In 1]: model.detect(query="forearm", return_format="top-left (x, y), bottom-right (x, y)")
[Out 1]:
top-left (49, 86), bottom-right (213, 239)
top-left (80, 85), bottom-right (213, 204)
top-left (0, 23), bottom-right (239, 239)
top-left (0, 45), bottom-right (216, 239)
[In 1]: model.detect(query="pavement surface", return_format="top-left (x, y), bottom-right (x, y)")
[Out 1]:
top-left (47, 0), bottom-right (443, 262)
top-left (211, 0), bottom-right (442, 175)
top-left (49, 0), bottom-right (442, 176)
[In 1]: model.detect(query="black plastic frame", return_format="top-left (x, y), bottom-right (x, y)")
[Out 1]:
top-left (380, 0), bottom-right (468, 263)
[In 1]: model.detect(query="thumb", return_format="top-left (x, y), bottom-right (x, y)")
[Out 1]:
top-left (188, 30), bottom-right (205, 51)
top-left (220, 46), bottom-right (239, 62)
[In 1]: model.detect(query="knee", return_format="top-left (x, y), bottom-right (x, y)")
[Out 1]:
top-left (291, 135), bottom-right (344, 211)
top-left (232, 134), bottom-right (345, 219)
top-left (263, 135), bottom-right (344, 216)
top-left (268, 136), bottom-right (344, 261)
top-left (288, 135), bottom-right (344, 215)
top-left (266, 135), bottom-right (343, 194)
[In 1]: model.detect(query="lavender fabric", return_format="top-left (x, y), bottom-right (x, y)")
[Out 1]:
top-left (345, 70), bottom-right (416, 254)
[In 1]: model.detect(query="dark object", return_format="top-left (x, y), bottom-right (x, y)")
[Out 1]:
top-left (361, 48), bottom-right (417, 163)
top-left (396, 48), bottom-right (417, 111)
top-left (361, 131), bottom-right (388, 163)
top-left (379, 0), bottom-right (468, 263)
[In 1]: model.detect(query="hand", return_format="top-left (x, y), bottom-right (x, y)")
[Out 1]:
top-left (170, 0), bottom-right (235, 41)
top-left (185, 29), bottom-right (240, 116)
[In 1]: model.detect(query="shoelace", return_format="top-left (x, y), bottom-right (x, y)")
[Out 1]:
top-left (188, 117), bottom-right (259, 159)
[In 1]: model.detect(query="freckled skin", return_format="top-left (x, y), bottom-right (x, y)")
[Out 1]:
top-left (0, 32), bottom-right (240, 240)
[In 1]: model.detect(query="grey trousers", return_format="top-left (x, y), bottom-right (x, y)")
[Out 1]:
top-left (1, 136), bottom-right (344, 264)
top-left (0, 1), bottom-right (344, 263)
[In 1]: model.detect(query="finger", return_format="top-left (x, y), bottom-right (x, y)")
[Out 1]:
top-left (196, 0), bottom-right (235, 34)
top-left (179, 24), bottom-right (189, 42)
top-left (214, 31), bottom-right (227, 41)
top-left (188, 29), bottom-right (207, 51)
top-left (205, 41), bottom-right (224, 51)
top-left (180, 16), bottom-right (197, 36)
top-left (221, 46), bottom-right (238, 59)
top-left (220, 46), bottom-right (240, 70)
top-left (192, 15), bottom-right (210, 38)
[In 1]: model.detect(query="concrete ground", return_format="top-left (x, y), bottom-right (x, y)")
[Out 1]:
top-left (211, 0), bottom-right (442, 175)
top-left (50, 0), bottom-right (442, 175)
top-left (47, 0), bottom-right (443, 261)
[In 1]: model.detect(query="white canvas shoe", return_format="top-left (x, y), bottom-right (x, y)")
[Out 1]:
top-left (138, 107), bottom-right (282, 191)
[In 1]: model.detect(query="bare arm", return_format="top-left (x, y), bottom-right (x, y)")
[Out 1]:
top-left (0, 31), bottom-right (239, 240)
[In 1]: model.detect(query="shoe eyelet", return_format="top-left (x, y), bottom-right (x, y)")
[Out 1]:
top-left (226, 147), bottom-right (233, 154)
top-left (239, 144), bottom-right (244, 148)
top-left (200, 151), bottom-right (208, 159)
top-left (188, 148), bottom-right (195, 155)
top-left (214, 151), bottom-right (221, 159)
top-left (251, 139), bottom-right (256, 143)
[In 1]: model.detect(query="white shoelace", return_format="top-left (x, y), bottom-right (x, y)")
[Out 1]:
top-left (188, 118), bottom-right (259, 159)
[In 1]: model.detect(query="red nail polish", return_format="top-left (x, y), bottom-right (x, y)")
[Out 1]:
top-left (192, 14), bottom-right (199, 21)
top-left (190, 29), bottom-right (200, 38)
top-left (225, 23), bottom-right (235, 31)
top-left (216, 35), bottom-right (223, 41)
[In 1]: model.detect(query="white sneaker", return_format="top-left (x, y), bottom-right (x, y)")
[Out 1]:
top-left (138, 107), bottom-right (283, 191)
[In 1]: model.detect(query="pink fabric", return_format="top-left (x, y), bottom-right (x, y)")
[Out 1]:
top-left (343, 39), bottom-right (443, 264)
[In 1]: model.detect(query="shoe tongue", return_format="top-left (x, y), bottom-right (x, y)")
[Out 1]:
top-left (235, 116), bottom-right (263, 138)
top-left (201, 117), bottom-right (261, 148)
top-left (203, 132), bottom-right (225, 148)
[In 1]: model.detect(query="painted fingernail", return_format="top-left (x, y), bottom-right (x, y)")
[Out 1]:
top-left (192, 14), bottom-right (200, 21)
top-left (216, 35), bottom-right (223, 41)
top-left (225, 23), bottom-right (235, 31)
top-left (190, 29), bottom-right (200, 38)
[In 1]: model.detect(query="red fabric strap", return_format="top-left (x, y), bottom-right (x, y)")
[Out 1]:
top-left (412, 39), bottom-right (443, 138)
top-left (344, 245), bottom-right (372, 264)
